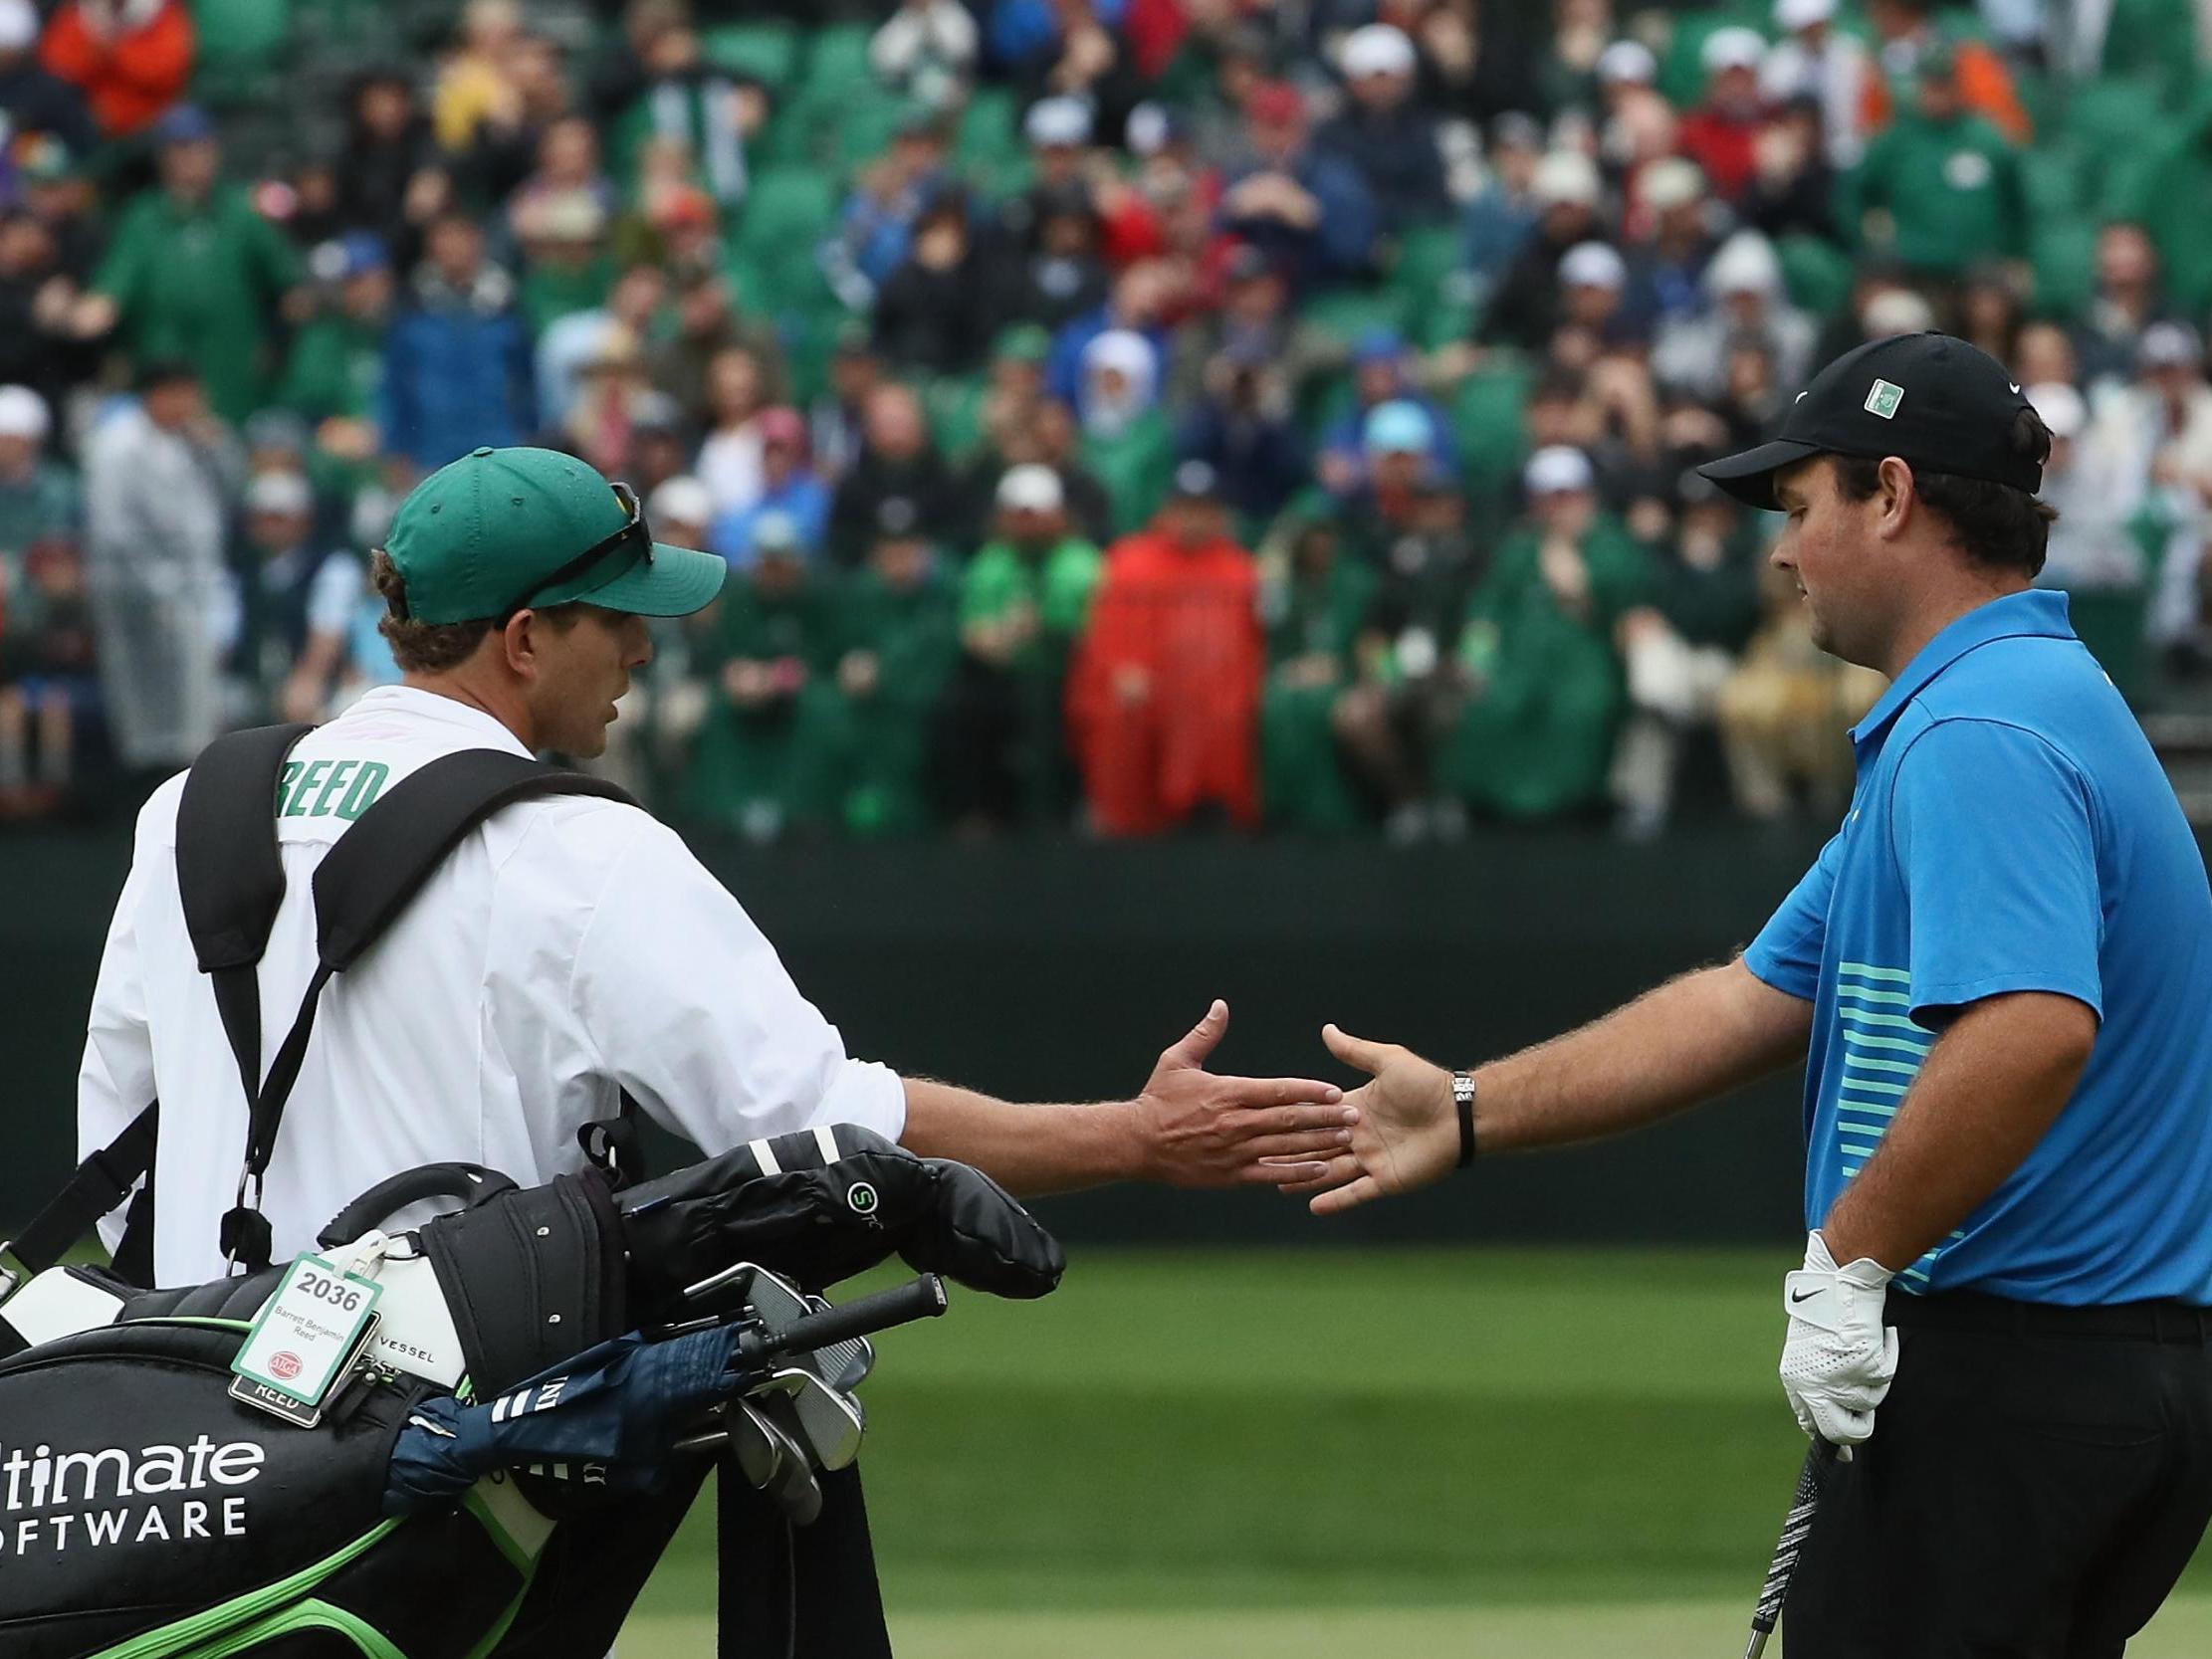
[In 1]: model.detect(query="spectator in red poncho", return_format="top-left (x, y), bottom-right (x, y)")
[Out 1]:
top-left (1676, 27), bottom-right (1768, 203)
top-left (1068, 458), bottom-right (1263, 834)
top-left (39, 0), bottom-right (191, 140)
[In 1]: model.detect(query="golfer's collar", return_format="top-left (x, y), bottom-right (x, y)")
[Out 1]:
top-left (1850, 589), bottom-right (2076, 750)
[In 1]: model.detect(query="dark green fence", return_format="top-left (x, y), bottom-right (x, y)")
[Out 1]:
top-left (9, 821), bottom-right (1853, 1244)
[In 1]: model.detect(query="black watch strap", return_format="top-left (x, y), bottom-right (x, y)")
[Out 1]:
top-left (1453, 1071), bottom-right (1477, 1169)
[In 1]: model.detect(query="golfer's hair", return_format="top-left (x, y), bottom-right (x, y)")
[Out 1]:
top-left (369, 549), bottom-right (582, 674)
top-left (1831, 408), bottom-right (2058, 579)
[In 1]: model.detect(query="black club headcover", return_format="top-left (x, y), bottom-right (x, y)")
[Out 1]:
top-left (617, 1126), bottom-right (1064, 1318)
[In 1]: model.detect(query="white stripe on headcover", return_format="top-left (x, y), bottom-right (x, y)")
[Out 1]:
top-left (750, 1139), bottom-right (782, 1176)
top-left (813, 1126), bottom-right (840, 1164)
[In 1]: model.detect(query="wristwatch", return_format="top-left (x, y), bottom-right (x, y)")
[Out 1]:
top-left (1453, 1070), bottom-right (1477, 1169)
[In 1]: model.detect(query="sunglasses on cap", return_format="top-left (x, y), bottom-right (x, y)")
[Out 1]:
top-left (492, 481), bottom-right (652, 620)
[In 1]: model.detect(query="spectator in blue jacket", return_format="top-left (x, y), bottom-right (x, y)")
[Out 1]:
top-left (1219, 80), bottom-right (1377, 286)
top-left (1314, 24), bottom-right (1450, 234)
top-left (1462, 112), bottom-right (1545, 300)
top-left (1178, 340), bottom-right (1308, 528)
top-left (1317, 328), bottom-right (1456, 497)
top-left (710, 406), bottom-right (832, 569)
top-left (381, 212), bottom-right (533, 469)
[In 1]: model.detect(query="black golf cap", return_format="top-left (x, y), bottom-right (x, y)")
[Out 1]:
top-left (1698, 331), bottom-right (2043, 511)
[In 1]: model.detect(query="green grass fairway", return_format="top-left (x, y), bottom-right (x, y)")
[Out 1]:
top-left (622, 1247), bottom-right (2208, 1648)
top-left (629, 1597), bottom-right (2212, 1657)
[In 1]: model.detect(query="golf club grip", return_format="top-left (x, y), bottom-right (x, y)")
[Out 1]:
top-left (1750, 1439), bottom-right (1841, 1630)
top-left (752, 1273), bottom-right (948, 1362)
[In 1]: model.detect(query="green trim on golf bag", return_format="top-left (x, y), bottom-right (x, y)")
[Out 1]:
top-left (0, 1312), bottom-right (546, 1659)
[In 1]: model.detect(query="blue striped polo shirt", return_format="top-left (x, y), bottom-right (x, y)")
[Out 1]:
top-left (1744, 590), bottom-right (2212, 1305)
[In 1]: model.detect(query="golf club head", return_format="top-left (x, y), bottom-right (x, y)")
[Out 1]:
top-left (803, 1292), bottom-right (875, 1389)
top-left (683, 1263), bottom-right (875, 1389)
top-left (753, 1394), bottom-right (824, 1525)
top-left (726, 1400), bottom-right (783, 1491)
top-left (759, 1366), bottom-right (867, 1472)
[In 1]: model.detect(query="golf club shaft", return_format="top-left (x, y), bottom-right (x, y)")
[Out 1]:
top-left (1743, 1437), bottom-right (1841, 1656)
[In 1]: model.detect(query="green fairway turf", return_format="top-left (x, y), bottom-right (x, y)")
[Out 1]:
top-left (622, 1247), bottom-right (2208, 1645)
top-left (630, 1597), bottom-right (2212, 1657)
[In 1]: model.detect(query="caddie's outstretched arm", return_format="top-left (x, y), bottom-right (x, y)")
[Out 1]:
top-left (900, 999), bottom-right (1355, 1196)
top-left (1292, 956), bottom-right (1812, 1215)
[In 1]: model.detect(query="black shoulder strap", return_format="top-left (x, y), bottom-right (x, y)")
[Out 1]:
top-left (176, 724), bottom-right (317, 1123)
top-left (25, 737), bottom-right (641, 1284)
top-left (18, 726), bottom-right (318, 1289)
top-left (4, 1102), bottom-right (160, 1288)
top-left (214, 741), bottom-right (636, 1273)
top-left (311, 749), bottom-right (635, 970)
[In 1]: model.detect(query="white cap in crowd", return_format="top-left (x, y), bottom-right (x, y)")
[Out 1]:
top-left (1706, 231), bottom-right (1783, 300)
top-left (2138, 320), bottom-right (2205, 371)
top-left (2026, 382), bottom-right (2086, 441)
top-left (1525, 446), bottom-right (1596, 496)
top-left (1774, 0), bottom-right (1837, 32)
top-left (0, 384), bottom-right (52, 443)
top-left (648, 475), bottom-right (715, 530)
top-left (1533, 150), bottom-right (1603, 209)
top-left (1340, 23), bottom-right (1418, 80)
top-left (1701, 26), bottom-right (1769, 74)
top-left (1023, 96), bottom-right (1093, 149)
top-left (996, 463), bottom-right (1065, 514)
top-left (1559, 241), bottom-right (1629, 292)
top-left (1597, 40), bottom-right (1658, 86)
top-left (1641, 156), bottom-right (1706, 212)
top-left (1863, 288), bottom-right (1937, 336)
top-left (0, 0), bottom-right (38, 52)
top-left (246, 470), bottom-right (315, 518)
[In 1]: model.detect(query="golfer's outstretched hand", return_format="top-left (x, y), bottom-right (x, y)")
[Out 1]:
top-left (1132, 1000), bottom-right (1358, 1187)
top-left (1281, 1025), bottom-right (1460, 1215)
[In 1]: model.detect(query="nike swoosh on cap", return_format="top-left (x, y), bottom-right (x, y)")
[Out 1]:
top-left (2009, 381), bottom-right (2022, 393)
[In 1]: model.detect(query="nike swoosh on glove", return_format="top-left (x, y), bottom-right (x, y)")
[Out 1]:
top-left (1778, 1230), bottom-right (1898, 1447)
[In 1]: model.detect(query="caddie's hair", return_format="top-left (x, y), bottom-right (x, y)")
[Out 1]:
top-left (369, 548), bottom-right (584, 674)
top-left (1830, 406), bottom-right (2058, 579)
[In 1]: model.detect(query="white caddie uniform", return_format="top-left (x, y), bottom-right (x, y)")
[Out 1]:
top-left (78, 685), bottom-right (906, 1287)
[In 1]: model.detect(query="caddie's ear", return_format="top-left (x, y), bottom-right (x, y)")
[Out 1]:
top-left (499, 608), bottom-right (544, 680)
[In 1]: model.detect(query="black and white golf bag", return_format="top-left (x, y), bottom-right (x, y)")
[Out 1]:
top-left (0, 726), bottom-right (1065, 1658)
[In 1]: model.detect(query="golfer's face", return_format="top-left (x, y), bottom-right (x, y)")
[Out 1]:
top-left (1770, 457), bottom-right (1874, 663)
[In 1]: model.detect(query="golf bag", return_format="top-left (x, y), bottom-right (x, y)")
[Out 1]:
top-left (0, 726), bottom-right (1065, 1658)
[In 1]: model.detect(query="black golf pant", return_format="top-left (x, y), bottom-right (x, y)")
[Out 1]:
top-left (1786, 1291), bottom-right (2212, 1657)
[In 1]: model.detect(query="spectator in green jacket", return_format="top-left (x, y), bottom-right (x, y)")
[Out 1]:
top-left (0, 385), bottom-right (75, 570)
top-left (942, 463), bottom-right (1103, 830)
top-left (682, 511), bottom-right (848, 842)
top-left (75, 105), bottom-right (307, 423)
top-left (1259, 498), bottom-right (1380, 836)
top-left (1078, 327), bottom-right (1176, 536)
top-left (1443, 446), bottom-right (1650, 820)
top-left (2113, 87), bottom-right (2212, 317)
top-left (1611, 467), bottom-right (1765, 839)
top-left (281, 233), bottom-right (396, 496)
top-left (834, 497), bottom-right (961, 836)
top-left (1845, 49), bottom-right (2027, 281)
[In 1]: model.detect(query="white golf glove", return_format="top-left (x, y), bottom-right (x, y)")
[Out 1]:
top-left (1779, 1230), bottom-right (1899, 1448)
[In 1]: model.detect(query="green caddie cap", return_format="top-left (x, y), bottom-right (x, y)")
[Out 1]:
top-left (383, 446), bottom-right (725, 624)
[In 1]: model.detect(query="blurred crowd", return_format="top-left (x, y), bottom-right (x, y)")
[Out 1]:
top-left (1, 0), bottom-right (2209, 839)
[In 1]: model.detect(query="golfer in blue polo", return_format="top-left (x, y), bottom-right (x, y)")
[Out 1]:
top-left (1296, 332), bottom-right (2212, 1653)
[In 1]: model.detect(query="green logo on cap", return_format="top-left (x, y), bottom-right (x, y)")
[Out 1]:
top-left (1864, 379), bottom-right (1904, 420)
